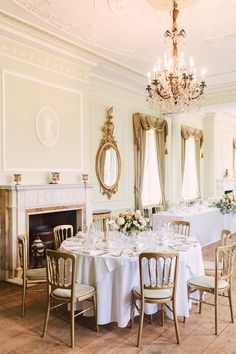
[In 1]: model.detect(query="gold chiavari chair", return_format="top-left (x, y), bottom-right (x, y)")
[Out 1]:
top-left (167, 220), bottom-right (190, 237)
top-left (42, 249), bottom-right (98, 348)
top-left (130, 252), bottom-right (180, 347)
top-left (204, 230), bottom-right (232, 273)
top-left (18, 235), bottom-right (46, 316)
top-left (53, 224), bottom-right (73, 250)
top-left (185, 243), bottom-right (236, 335)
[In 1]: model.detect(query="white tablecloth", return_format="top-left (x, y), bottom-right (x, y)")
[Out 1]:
top-left (224, 213), bottom-right (236, 232)
top-left (61, 239), bottom-right (204, 327)
top-left (152, 207), bottom-right (224, 246)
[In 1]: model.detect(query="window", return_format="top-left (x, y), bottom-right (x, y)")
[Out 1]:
top-left (182, 137), bottom-right (198, 200)
top-left (142, 129), bottom-right (162, 206)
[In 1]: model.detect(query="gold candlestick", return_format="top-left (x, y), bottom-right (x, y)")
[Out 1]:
top-left (50, 171), bottom-right (60, 184)
top-left (13, 174), bottom-right (22, 185)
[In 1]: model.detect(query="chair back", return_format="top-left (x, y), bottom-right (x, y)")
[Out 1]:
top-left (18, 235), bottom-right (27, 277)
top-left (168, 220), bottom-right (190, 237)
top-left (215, 243), bottom-right (236, 285)
top-left (221, 230), bottom-right (232, 246)
top-left (53, 225), bottom-right (73, 250)
top-left (139, 252), bottom-right (179, 299)
top-left (45, 249), bottom-right (76, 299)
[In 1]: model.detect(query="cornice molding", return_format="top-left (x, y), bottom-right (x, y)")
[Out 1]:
top-left (0, 11), bottom-right (97, 69)
top-left (0, 34), bottom-right (90, 83)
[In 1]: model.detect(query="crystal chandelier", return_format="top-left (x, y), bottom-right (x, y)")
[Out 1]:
top-left (146, 0), bottom-right (206, 114)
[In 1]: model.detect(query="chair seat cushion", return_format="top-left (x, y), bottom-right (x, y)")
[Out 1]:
top-left (188, 275), bottom-right (229, 290)
top-left (133, 286), bottom-right (172, 299)
top-left (53, 283), bottom-right (95, 299)
top-left (204, 261), bottom-right (223, 271)
top-left (26, 267), bottom-right (46, 280)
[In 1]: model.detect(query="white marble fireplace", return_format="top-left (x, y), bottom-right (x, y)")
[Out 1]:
top-left (0, 183), bottom-right (93, 281)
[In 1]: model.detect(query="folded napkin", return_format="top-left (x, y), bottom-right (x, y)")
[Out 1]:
top-left (65, 245), bottom-right (83, 250)
top-left (173, 245), bottom-right (191, 252)
top-left (65, 240), bottom-right (84, 247)
top-left (109, 250), bottom-right (123, 257)
top-left (81, 249), bottom-right (107, 256)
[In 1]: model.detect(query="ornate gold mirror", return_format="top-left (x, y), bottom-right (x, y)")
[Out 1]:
top-left (96, 107), bottom-right (121, 199)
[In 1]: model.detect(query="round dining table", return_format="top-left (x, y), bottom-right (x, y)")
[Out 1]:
top-left (61, 232), bottom-right (204, 327)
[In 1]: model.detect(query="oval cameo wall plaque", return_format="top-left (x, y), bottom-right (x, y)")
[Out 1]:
top-left (36, 107), bottom-right (59, 147)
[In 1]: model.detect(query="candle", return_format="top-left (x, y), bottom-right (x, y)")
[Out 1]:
top-left (147, 72), bottom-right (151, 85)
top-left (201, 68), bottom-right (206, 80)
top-left (153, 65), bottom-right (157, 79)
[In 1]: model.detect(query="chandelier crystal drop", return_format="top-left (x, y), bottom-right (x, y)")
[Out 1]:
top-left (146, 0), bottom-right (206, 114)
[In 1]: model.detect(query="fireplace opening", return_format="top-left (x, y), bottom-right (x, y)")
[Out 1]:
top-left (28, 207), bottom-right (84, 267)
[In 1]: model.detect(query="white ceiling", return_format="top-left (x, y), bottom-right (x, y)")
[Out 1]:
top-left (0, 0), bottom-right (235, 82)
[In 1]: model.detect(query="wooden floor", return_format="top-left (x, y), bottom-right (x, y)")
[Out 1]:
top-left (0, 240), bottom-right (236, 354)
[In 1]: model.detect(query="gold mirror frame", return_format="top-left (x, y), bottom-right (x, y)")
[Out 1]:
top-left (95, 107), bottom-right (121, 199)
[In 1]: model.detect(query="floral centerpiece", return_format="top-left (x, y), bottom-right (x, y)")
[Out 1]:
top-left (109, 210), bottom-right (149, 235)
top-left (210, 193), bottom-right (236, 215)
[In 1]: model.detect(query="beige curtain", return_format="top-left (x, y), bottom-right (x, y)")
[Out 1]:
top-left (133, 113), bottom-right (168, 211)
top-left (134, 129), bottom-right (146, 211)
top-left (233, 139), bottom-right (236, 170)
top-left (194, 140), bottom-right (201, 198)
top-left (181, 125), bottom-right (203, 198)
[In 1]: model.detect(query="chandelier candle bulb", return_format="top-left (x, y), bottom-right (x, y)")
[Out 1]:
top-left (189, 57), bottom-right (194, 71)
top-left (201, 68), bottom-right (206, 80)
top-left (147, 72), bottom-right (151, 85)
top-left (154, 66), bottom-right (158, 79)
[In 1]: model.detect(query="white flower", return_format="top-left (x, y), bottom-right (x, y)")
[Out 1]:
top-left (135, 210), bottom-right (142, 215)
top-left (133, 220), bottom-right (138, 225)
top-left (117, 217), bottom-right (125, 226)
top-left (112, 223), bottom-right (119, 230)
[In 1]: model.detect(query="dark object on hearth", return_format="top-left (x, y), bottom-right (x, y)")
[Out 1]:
top-left (31, 236), bottom-right (45, 268)
top-left (30, 225), bottom-right (54, 250)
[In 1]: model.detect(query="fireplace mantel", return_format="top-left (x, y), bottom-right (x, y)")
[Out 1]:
top-left (0, 183), bottom-right (93, 280)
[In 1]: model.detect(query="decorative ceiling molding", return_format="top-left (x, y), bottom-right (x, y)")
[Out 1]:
top-left (98, 0), bottom-right (200, 27)
top-left (0, 11), bottom-right (98, 69)
top-left (13, 0), bottom-right (156, 60)
top-left (204, 33), bottom-right (236, 45)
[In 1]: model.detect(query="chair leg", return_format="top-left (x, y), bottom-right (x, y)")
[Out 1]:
top-left (42, 298), bottom-right (51, 337)
top-left (173, 300), bottom-right (180, 344)
top-left (183, 285), bottom-right (190, 323)
top-left (137, 303), bottom-right (144, 348)
top-left (199, 290), bottom-right (203, 314)
top-left (71, 302), bottom-right (75, 348)
top-left (215, 292), bottom-right (218, 335)
top-left (21, 278), bottom-right (27, 317)
top-left (130, 293), bottom-right (135, 329)
top-left (161, 304), bottom-right (165, 326)
top-left (228, 287), bottom-right (234, 323)
top-left (93, 293), bottom-right (99, 333)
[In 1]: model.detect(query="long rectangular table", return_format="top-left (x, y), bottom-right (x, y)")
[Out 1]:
top-left (152, 207), bottom-right (224, 246)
